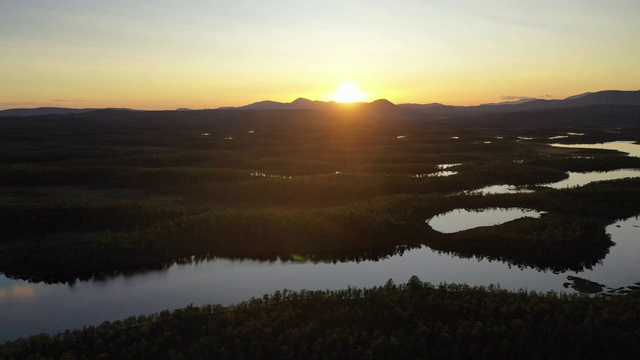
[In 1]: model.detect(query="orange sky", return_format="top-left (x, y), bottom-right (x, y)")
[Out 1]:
top-left (1, 1), bottom-right (639, 110)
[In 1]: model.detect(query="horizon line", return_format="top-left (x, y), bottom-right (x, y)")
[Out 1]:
top-left (2, 89), bottom-right (639, 112)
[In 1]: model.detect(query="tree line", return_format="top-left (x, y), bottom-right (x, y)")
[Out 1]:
top-left (2, 277), bottom-right (639, 359)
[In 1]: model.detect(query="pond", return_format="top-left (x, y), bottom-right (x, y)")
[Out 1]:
top-left (436, 163), bottom-right (462, 169)
top-left (465, 184), bottom-right (535, 195)
top-left (4, 214), bottom-right (638, 343)
top-left (467, 168), bottom-right (640, 194)
top-left (549, 141), bottom-right (640, 158)
top-left (412, 171), bottom-right (457, 178)
top-left (542, 169), bottom-right (640, 189)
top-left (426, 208), bottom-right (543, 233)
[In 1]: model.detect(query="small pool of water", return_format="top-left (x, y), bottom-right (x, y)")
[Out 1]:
top-left (437, 163), bottom-right (462, 169)
top-left (465, 185), bottom-right (535, 195)
top-left (250, 172), bottom-right (293, 179)
top-left (426, 208), bottom-right (543, 233)
top-left (542, 169), bottom-right (640, 189)
top-left (549, 141), bottom-right (640, 158)
top-left (412, 171), bottom-right (457, 178)
top-left (467, 168), bottom-right (640, 194)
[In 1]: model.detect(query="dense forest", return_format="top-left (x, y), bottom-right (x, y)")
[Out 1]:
top-left (2, 277), bottom-right (640, 359)
top-left (1, 106), bottom-right (640, 282)
top-left (2, 105), bottom-right (640, 356)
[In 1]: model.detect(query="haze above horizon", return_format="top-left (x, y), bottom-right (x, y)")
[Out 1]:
top-left (1, 1), bottom-right (639, 111)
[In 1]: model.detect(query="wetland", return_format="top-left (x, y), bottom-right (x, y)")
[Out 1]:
top-left (2, 105), bottom-right (640, 346)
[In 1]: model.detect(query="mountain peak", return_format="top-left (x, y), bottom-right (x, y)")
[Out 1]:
top-left (370, 99), bottom-right (395, 107)
top-left (481, 98), bottom-right (538, 106)
top-left (292, 97), bottom-right (313, 104)
top-left (567, 90), bottom-right (640, 106)
top-left (564, 92), bottom-right (593, 101)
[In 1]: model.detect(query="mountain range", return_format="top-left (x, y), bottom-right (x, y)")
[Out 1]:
top-left (0, 107), bottom-right (135, 117)
top-left (1, 90), bottom-right (639, 118)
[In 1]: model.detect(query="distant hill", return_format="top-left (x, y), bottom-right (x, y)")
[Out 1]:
top-left (564, 92), bottom-right (594, 100)
top-left (3, 90), bottom-right (639, 118)
top-left (484, 90), bottom-right (640, 112)
top-left (400, 90), bottom-right (640, 118)
top-left (220, 98), bottom-right (336, 111)
top-left (0, 107), bottom-right (137, 117)
top-left (568, 90), bottom-right (640, 106)
top-left (480, 98), bottom-right (538, 106)
top-left (0, 107), bottom-right (98, 117)
top-left (220, 98), bottom-right (414, 118)
top-left (396, 102), bottom-right (445, 109)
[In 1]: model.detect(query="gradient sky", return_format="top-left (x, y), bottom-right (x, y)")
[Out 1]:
top-left (1, 0), bottom-right (639, 110)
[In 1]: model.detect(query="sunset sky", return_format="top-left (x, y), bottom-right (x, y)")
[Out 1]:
top-left (1, 0), bottom-right (639, 110)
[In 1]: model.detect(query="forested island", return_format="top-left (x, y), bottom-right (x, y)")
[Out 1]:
top-left (1, 103), bottom-right (640, 357)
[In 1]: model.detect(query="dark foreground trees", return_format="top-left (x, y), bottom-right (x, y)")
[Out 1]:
top-left (2, 277), bottom-right (639, 360)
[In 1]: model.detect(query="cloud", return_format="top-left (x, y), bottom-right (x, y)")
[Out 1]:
top-left (539, 94), bottom-right (553, 98)
top-left (0, 102), bottom-right (37, 106)
top-left (500, 95), bottom-right (536, 101)
top-left (53, 99), bottom-right (86, 102)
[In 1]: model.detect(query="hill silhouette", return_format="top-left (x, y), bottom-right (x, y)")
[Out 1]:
top-left (0, 107), bottom-right (136, 117)
top-left (0, 107), bottom-right (98, 117)
top-left (224, 90), bottom-right (640, 117)
top-left (396, 90), bottom-right (640, 118)
top-left (2, 90), bottom-right (640, 117)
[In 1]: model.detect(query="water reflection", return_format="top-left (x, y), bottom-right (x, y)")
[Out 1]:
top-left (467, 168), bottom-right (640, 194)
top-left (412, 171), bottom-right (457, 178)
top-left (603, 282), bottom-right (640, 296)
top-left (541, 169), bottom-right (640, 189)
top-left (1, 217), bottom-right (639, 342)
top-left (563, 276), bottom-right (640, 296)
top-left (436, 163), bottom-right (462, 169)
top-left (0, 284), bottom-right (38, 303)
top-left (465, 184), bottom-right (535, 195)
top-left (250, 171), bottom-right (293, 179)
top-left (563, 276), bottom-right (605, 294)
top-left (7, 245), bottom-right (424, 286)
top-left (549, 141), bottom-right (640, 157)
top-left (292, 244), bottom-right (422, 264)
top-left (426, 208), bottom-right (543, 233)
top-left (427, 247), bottom-right (604, 274)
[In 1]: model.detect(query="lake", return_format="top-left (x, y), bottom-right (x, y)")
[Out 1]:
top-left (3, 140), bottom-right (640, 342)
top-left (426, 208), bottom-right (543, 233)
top-left (1, 215), bottom-right (639, 342)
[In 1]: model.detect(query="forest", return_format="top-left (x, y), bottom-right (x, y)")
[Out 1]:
top-left (1, 106), bottom-right (640, 282)
top-left (1, 277), bottom-right (640, 359)
top-left (1, 105), bottom-right (640, 356)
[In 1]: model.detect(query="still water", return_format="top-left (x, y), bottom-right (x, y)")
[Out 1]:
top-left (467, 141), bottom-right (640, 194)
top-left (549, 141), bottom-right (640, 157)
top-left (542, 169), bottom-right (640, 189)
top-left (1, 216), bottom-right (639, 342)
top-left (2, 141), bottom-right (640, 341)
top-left (468, 169), bottom-right (640, 195)
top-left (426, 208), bottom-right (543, 233)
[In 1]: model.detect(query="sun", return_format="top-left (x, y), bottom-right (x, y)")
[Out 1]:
top-left (330, 81), bottom-right (368, 103)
